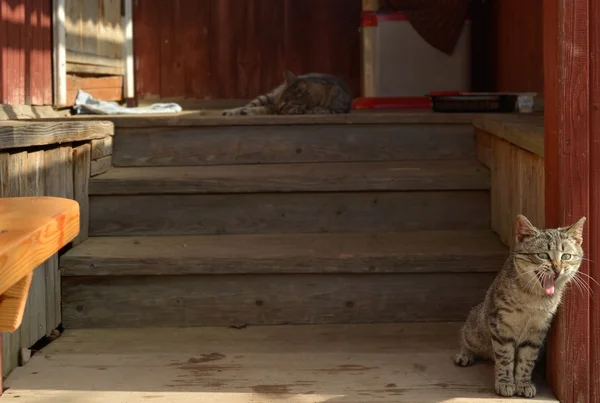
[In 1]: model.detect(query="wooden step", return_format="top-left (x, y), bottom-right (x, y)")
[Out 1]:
top-left (89, 160), bottom-right (489, 195)
top-left (89, 190), bottom-right (490, 236)
top-left (112, 123), bottom-right (475, 166)
top-left (60, 230), bottom-right (506, 327)
top-left (2, 323), bottom-right (558, 403)
top-left (60, 230), bottom-right (507, 276)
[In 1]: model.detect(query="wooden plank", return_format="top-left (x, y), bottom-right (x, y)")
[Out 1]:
top-left (472, 115), bottom-right (544, 157)
top-left (44, 146), bottom-right (74, 200)
top-left (25, 151), bottom-right (48, 345)
top-left (72, 143), bottom-right (91, 246)
top-left (483, 133), bottom-right (544, 247)
top-left (0, 196), bottom-right (80, 299)
top-left (0, 273), bottom-right (33, 332)
top-left (544, 0), bottom-right (592, 401)
top-left (89, 160), bottom-right (490, 195)
top-left (52, 0), bottom-right (67, 105)
top-left (0, 121), bottom-right (113, 150)
top-left (2, 324), bottom-right (558, 402)
top-left (65, 63), bottom-right (123, 76)
top-left (90, 136), bottom-right (113, 159)
top-left (60, 230), bottom-right (507, 276)
top-left (122, 0), bottom-right (134, 99)
top-left (112, 124), bottom-right (475, 167)
top-left (89, 191), bottom-right (490, 236)
top-left (66, 75), bottom-right (123, 103)
top-left (475, 129), bottom-right (493, 168)
top-left (590, 2), bottom-right (600, 403)
top-left (44, 254), bottom-right (59, 335)
top-left (1, 151), bottom-right (27, 379)
top-left (66, 51), bottom-right (123, 69)
top-left (70, 111), bottom-right (480, 127)
top-left (62, 272), bottom-right (497, 328)
top-left (90, 155), bottom-right (112, 177)
top-left (132, 0), bottom-right (161, 100)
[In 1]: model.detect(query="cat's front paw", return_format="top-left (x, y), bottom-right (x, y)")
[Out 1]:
top-left (516, 382), bottom-right (537, 398)
top-left (453, 351), bottom-right (475, 367)
top-left (495, 381), bottom-right (516, 397)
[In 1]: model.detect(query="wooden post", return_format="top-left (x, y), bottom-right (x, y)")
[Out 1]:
top-left (543, 0), bottom-right (600, 402)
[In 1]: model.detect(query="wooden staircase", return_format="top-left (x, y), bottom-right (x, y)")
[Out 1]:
top-left (59, 115), bottom-right (507, 328)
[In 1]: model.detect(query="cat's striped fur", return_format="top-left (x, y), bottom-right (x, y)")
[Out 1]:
top-left (222, 70), bottom-right (352, 116)
top-left (455, 214), bottom-right (586, 398)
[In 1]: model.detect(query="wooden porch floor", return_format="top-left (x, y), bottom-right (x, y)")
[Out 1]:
top-left (3, 323), bottom-right (557, 402)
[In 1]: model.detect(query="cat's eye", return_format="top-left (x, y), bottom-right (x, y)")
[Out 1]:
top-left (537, 253), bottom-right (550, 259)
top-left (561, 253), bottom-right (573, 260)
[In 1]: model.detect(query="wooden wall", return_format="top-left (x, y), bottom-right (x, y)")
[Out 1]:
top-left (493, 0), bottom-right (543, 92)
top-left (0, 0), bottom-right (53, 105)
top-left (475, 129), bottom-right (544, 247)
top-left (65, 0), bottom-right (125, 76)
top-left (133, 0), bottom-right (362, 101)
top-left (0, 119), bottom-right (113, 378)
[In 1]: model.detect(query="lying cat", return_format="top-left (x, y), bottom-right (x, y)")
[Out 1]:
top-left (222, 70), bottom-right (352, 116)
top-left (455, 214), bottom-right (586, 398)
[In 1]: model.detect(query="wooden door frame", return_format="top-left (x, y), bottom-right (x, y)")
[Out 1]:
top-left (51, 0), bottom-right (135, 106)
top-left (544, 0), bottom-right (600, 402)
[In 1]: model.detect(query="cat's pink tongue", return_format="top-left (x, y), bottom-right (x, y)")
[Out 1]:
top-left (542, 276), bottom-right (555, 295)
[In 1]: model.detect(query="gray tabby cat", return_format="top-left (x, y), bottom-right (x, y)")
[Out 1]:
top-left (455, 214), bottom-right (586, 398)
top-left (222, 70), bottom-right (352, 116)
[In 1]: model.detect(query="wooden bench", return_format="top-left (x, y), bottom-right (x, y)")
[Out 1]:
top-left (0, 197), bottom-right (79, 392)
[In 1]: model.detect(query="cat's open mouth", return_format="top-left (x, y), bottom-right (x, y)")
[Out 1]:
top-left (535, 271), bottom-right (558, 295)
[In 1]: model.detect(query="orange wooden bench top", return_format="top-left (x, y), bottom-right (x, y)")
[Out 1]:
top-left (0, 197), bottom-right (80, 332)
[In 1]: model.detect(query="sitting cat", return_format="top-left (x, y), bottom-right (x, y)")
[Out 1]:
top-left (222, 70), bottom-right (352, 116)
top-left (454, 214), bottom-right (586, 398)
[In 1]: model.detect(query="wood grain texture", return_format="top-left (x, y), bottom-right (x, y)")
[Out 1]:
top-left (0, 121), bottom-right (113, 150)
top-left (472, 114), bottom-right (544, 157)
top-left (72, 143), bottom-right (91, 246)
top-left (134, 0), bottom-right (361, 100)
top-left (70, 111), bottom-right (480, 127)
top-left (24, 151), bottom-right (47, 344)
top-left (90, 136), bottom-right (113, 159)
top-left (62, 272), bottom-right (496, 328)
top-left (44, 146), bottom-right (73, 199)
top-left (2, 324), bottom-right (558, 402)
top-left (89, 191), bottom-right (490, 236)
top-left (112, 124), bottom-right (475, 167)
top-left (494, 0), bottom-right (543, 92)
top-left (0, 197), bottom-right (79, 336)
top-left (544, 0), bottom-right (593, 401)
top-left (89, 160), bottom-right (490, 195)
top-left (90, 155), bottom-right (111, 177)
top-left (0, 273), bottom-right (33, 332)
top-left (60, 230), bottom-right (507, 276)
top-left (591, 0), bottom-right (600, 401)
top-left (476, 130), bottom-right (544, 247)
top-left (0, 0), bottom-right (53, 105)
top-left (66, 75), bottom-right (123, 103)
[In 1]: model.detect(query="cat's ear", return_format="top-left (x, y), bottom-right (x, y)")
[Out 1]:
top-left (283, 70), bottom-right (297, 86)
top-left (562, 216), bottom-right (586, 245)
top-left (515, 214), bottom-right (539, 243)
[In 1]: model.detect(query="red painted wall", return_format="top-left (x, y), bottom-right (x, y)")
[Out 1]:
top-left (0, 0), bottom-right (53, 106)
top-left (133, 0), bottom-right (362, 101)
top-left (494, 0), bottom-right (543, 92)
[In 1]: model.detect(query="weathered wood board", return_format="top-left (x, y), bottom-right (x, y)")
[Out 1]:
top-left (89, 191), bottom-right (491, 236)
top-left (112, 124), bottom-right (476, 166)
top-left (3, 324), bottom-right (558, 402)
top-left (89, 160), bottom-right (490, 195)
top-left (62, 272), bottom-right (496, 328)
top-left (476, 129), bottom-right (544, 246)
top-left (60, 230), bottom-right (507, 276)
